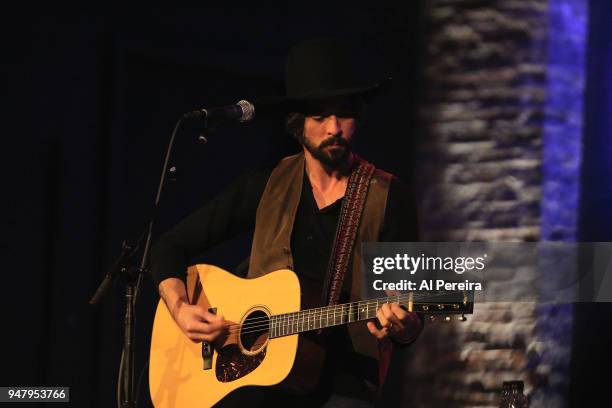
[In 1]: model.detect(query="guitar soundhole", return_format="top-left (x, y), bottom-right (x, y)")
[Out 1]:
top-left (239, 309), bottom-right (269, 354)
top-left (215, 308), bottom-right (269, 383)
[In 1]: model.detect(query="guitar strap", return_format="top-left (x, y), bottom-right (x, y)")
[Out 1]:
top-left (322, 155), bottom-right (375, 307)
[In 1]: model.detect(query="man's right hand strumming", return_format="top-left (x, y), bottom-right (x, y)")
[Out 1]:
top-left (158, 278), bottom-right (226, 343)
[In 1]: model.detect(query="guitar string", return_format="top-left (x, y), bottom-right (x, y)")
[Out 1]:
top-left (224, 291), bottom-right (468, 335)
top-left (227, 290), bottom-right (466, 327)
top-left (228, 300), bottom-right (464, 337)
top-left (216, 290), bottom-right (466, 328)
top-left (218, 291), bottom-right (470, 336)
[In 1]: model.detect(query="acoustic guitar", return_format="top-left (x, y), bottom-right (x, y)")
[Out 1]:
top-left (149, 264), bottom-right (473, 407)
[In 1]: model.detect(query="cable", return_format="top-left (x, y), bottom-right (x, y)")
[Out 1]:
top-left (117, 348), bottom-right (125, 408)
top-left (134, 360), bottom-right (150, 408)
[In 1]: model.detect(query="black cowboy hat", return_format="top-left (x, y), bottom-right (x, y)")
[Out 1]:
top-left (284, 38), bottom-right (391, 102)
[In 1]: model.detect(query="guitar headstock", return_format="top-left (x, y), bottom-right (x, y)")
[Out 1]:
top-left (409, 290), bottom-right (474, 322)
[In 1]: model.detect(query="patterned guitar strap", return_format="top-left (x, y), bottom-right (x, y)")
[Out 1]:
top-left (321, 155), bottom-right (375, 309)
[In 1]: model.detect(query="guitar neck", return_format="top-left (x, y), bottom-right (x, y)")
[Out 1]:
top-left (268, 291), bottom-right (472, 338)
top-left (268, 296), bottom-right (393, 338)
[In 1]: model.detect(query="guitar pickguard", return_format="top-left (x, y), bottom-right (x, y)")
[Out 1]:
top-left (215, 344), bottom-right (266, 382)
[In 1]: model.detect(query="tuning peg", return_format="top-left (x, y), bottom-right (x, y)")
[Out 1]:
top-left (443, 316), bottom-right (451, 322)
top-left (458, 314), bottom-right (467, 322)
top-left (429, 315), bottom-right (436, 322)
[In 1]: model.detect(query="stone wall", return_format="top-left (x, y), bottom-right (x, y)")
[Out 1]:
top-left (403, 0), bottom-right (587, 407)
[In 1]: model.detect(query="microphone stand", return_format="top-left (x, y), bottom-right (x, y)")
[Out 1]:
top-left (89, 112), bottom-right (202, 408)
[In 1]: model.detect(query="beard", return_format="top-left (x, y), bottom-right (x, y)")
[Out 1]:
top-left (301, 135), bottom-right (351, 168)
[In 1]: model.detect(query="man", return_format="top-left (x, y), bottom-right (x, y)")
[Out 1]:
top-left (151, 38), bottom-right (423, 407)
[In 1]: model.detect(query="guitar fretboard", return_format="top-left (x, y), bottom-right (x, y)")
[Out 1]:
top-left (268, 294), bottom-right (410, 338)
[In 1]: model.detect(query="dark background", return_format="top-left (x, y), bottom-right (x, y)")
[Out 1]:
top-left (1, 2), bottom-right (611, 407)
top-left (1, 4), bottom-right (423, 407)
top-left (572, 0), bottom-right (612, 406)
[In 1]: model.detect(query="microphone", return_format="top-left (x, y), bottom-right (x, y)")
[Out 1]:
top-left (184, 100), bottom-right (255, 123)
top-left (184, 98), bottom-right (296, 123)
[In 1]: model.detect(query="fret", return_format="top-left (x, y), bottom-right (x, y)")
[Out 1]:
top-left (284, 314), bottom-right (288, 336)
top-left (276, 315), bottom-right (279, 338)
top-left (294, 312), bottom-right (298, 334)
top-left (312, 308), bottom-right (316, 329)
top-left (319, 307), bottom-right (324, 329)
top-left (285, 313), bottom-right (289, 335)
top-left (312, 308), bottom-right (316, 330)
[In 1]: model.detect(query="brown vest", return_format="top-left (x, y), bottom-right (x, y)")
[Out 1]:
top-left (248, 152), bottom-right (392, 362)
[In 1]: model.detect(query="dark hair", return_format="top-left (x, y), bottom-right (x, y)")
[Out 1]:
top-left (285, 96), bottom-right (367, 142)
top-left (286, 112), bottom-right (306, 142)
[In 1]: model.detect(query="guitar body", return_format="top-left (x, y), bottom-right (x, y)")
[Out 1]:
top-left (149, 264), bottom-right (301, 407)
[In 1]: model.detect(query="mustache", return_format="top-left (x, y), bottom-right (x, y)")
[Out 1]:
top-left (319, 136), bottom-right (349, 149)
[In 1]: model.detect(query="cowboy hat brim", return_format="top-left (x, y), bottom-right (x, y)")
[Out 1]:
top-left (287, 77), bottom-right (392, 102)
